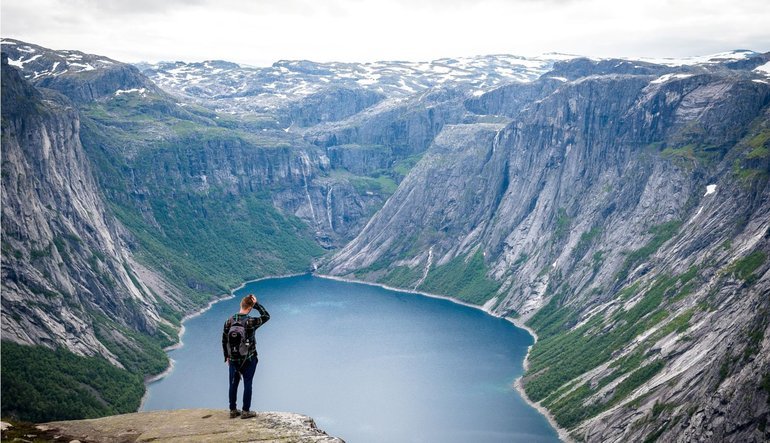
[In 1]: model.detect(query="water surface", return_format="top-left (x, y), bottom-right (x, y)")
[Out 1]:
top-left (142, 274), bottom-right (559, 442)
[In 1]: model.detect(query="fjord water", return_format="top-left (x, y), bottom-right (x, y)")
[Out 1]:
top-left (142, 275), bottom-right (559, 442)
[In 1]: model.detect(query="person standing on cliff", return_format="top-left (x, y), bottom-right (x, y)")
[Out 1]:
top-left (222, 294), bottom-right (270, 419)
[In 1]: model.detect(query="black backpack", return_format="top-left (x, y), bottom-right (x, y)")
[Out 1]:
top-left (227, 315), bottom-right (251, 358)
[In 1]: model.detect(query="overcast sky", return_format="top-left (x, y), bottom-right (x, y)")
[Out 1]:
top-left (2, 0), bottom-right (769, 66)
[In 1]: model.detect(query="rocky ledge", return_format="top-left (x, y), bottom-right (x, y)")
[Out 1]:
top-left (32, 409), bottom-right (344, 443)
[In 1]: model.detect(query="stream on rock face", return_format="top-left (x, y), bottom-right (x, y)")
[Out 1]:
top-left (142, 274), bottom-right (559, 443)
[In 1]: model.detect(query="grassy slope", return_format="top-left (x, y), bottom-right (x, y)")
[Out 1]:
top-left (418, 251), bottom-right (501, 305)
top-left (370, 250), bottom-right (501, 305)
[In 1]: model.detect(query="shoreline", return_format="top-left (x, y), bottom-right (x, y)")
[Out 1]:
top-left (510, 318), bottom-right (573, 443)
top-left (138, 272), bottom-right (306, 410)
top-left (315, 272), bottom-right (572, 443)
top-left (315, 273), bottom-right (494, 313)
top-left (161, 292), bottom-right (235, 353)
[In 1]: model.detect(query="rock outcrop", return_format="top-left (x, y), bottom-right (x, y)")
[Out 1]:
top-left (302, 87), bottom-right (470, 158)
top-left (287, 86), bottom-right (385, 128)
top-left (35, 409), bottom-right (344, 443)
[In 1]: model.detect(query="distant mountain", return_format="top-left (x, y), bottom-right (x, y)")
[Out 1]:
top-left (1, 38), bottom-right (160, 104)
top-left (135, 54), bottom-right (571, 113)
top-left (638, 49), bottom-right (766, 67)
top-left (2, 38), bottom-right (121, 76)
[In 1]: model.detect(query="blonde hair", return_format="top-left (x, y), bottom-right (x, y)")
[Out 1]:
top-left (240, 294), bottom-right (256, 310)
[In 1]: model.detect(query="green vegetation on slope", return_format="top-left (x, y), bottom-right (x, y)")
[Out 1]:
top-left (616, 221), bottom-right (682, 283)
top-left (1, 341), bottom-right (144, 422)
top-left (392, 154), bottom-right (425, 178)
top-left (725, 251), bottom-right (767, 284)
top-left (732, 128), bottom-right (770, 183)
top-left (417, 251), bottom-right (501, 305)
top-left (524, 267), bottom-right (699, 428)
top-left (1, 310), bottom-right (177, 423)
top-left (79, 101), bottom-right (324, 301)
top-left (93, 315), bottom-right (176, 376)
top-left (572, 227), bottom-right (602, 261)
top-left (111, 193), bottom-right (324, 301)
top-left (380, 265), bottom-right (424, 288)
top-left (542, 359), bottom-right (666, 429)
top-left (527, 288), bottom-right (579, 340)
top-left (552, 208), bottom-right (572, 242)
top-left (661, 143), bottom-right (722, 166)
top-left (347, 174), bottom-right (398, 196)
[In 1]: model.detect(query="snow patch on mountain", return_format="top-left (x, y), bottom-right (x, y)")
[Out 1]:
top-left (115, 88), bottom-right (147, 96)
top-left (640, 50), bottom-right (760, 66)
top-left (754, 61), bottom-right (770, 77)
top-left (135, 54), bottom-right (569, 115)
top-left (650, 73), bottom-right (694, 84)
top-left (1, 38), bottom-right (120, 78)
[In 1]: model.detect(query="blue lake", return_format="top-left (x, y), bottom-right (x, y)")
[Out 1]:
top-left (142, 274), bottom-right (559, 442)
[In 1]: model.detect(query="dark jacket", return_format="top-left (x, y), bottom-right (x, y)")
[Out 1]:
top-left (222, 303), bottom-right (270, 364)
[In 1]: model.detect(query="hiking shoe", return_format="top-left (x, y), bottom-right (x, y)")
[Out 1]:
top-left (229, 409), bottom-right (241, 418)
top-left (241, 410), bottom-right (257, 419)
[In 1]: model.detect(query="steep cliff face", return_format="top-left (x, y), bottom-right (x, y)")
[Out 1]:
top-left (303, 87), bottom-right (470, 158)
top-left (86, 125), bottom-right (386, 253)
top-left (0, 55), bottom-right (183, 364)
top-left (287, 86), bottom-right (385, 127)
top-left (325, 58), bottom-right (770, 441)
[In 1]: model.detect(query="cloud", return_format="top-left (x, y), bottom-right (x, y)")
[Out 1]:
top-left (66, 0), bottom-right (207, 15)
top-left (1, 0), bottom-right (769, 66)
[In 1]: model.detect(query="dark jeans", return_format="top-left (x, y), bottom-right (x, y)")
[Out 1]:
top-left (228, 357), bottom-right (258, 411)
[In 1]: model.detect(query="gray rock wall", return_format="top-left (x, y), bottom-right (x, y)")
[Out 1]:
top-left (1, 56), bottom-right (183, 364)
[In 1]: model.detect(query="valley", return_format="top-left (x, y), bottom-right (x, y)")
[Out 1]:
top-left (2, 38), bottom-right (769, 441)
